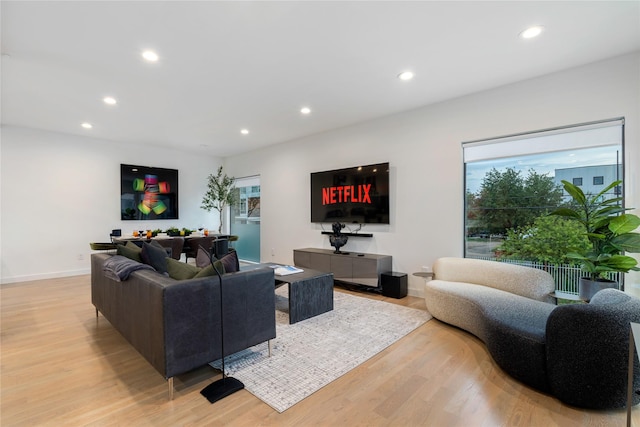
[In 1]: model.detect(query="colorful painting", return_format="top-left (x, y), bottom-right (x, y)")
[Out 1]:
top-left (121, 164), bottom-right (179, 220)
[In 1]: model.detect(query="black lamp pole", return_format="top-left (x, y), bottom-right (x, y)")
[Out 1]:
top-left (200, 239), bottom-right (244, 403)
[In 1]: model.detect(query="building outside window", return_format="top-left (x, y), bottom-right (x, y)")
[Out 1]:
top-left (556, 166), bottom-right (621, 202)
top-left (572, 177), bottom-right (583, 186)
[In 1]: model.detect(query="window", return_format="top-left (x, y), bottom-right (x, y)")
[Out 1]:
top-left (463, 118), bottom-right (624, 260)
top-left (231, 175), bottom-right (261, 263)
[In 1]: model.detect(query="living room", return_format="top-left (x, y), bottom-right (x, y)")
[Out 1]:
top-left (1, 1), bottom-right (640, 425)
top-left (3, 55), bottom-right (639, 294)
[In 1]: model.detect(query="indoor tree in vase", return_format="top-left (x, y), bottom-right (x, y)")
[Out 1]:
top-left (201, 166), bottom-right (239, 234)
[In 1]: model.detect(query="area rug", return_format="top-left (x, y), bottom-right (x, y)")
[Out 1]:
top-left (210, 287), bottom-right (432, 412)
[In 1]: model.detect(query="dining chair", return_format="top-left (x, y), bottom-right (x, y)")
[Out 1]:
top-left (184, 236), bottom-right (216, 263)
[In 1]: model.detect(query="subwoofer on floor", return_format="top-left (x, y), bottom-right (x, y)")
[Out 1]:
top-left (381, 272), bottom-right (408, 299)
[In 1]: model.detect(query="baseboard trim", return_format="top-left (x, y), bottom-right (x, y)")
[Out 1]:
top-left (1, 268), bottom-right (90, 285)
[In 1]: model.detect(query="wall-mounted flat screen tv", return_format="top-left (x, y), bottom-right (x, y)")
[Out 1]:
top-left (120, 164), bottom-right (179, 220)
top-left (310, 162), bottom-right (389, 224)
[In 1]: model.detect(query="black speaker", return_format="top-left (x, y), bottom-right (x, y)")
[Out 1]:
top-left (381, 272), bottom-right (408, 299)
top-left (213, 238), bottom-right (229, 257)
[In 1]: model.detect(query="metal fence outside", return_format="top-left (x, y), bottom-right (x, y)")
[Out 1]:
top-left (468, 256), bottom-right (623, 295)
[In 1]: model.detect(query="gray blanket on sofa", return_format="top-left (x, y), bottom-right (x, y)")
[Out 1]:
top-left (103, 255), bottom-right (155, 281)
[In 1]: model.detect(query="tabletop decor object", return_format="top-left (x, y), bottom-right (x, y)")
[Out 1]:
top-left (329, 222), bottom-right (348, 254)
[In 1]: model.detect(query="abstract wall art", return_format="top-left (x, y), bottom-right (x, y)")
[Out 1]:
top-left (120, 164), bottom-right (179, 220)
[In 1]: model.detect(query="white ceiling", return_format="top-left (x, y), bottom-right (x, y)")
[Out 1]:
top-left (2, 1), bottom-right (639, 157)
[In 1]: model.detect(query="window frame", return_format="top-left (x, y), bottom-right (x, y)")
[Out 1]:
top-left (462, 117), bottom-right (625, 259)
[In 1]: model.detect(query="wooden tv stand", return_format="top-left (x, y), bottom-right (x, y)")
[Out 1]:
top-left (293, 248), bottom-right (391, 289)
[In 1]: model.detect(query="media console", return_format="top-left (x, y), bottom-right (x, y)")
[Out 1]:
top-left (293, 248), bottom-right (392, 289)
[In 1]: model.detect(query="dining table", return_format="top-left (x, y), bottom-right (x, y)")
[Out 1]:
top-left (93, 233), bottom-right (232, 260)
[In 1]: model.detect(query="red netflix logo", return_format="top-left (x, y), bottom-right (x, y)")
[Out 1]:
top-left (322, 184), bottom-right (372, 205)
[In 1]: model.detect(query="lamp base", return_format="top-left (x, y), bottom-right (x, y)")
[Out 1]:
top-left (200, 376), bottom-right (244, 403)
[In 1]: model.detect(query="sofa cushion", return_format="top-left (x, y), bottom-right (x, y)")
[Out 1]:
top-left (117, 241), bottom-right (143, 262)
top-left (141, 241), bottom-right (169, 274)
top-left (166, 257), bottom-right (224, 280)
top-left (481, 295), bottom-right (555, 392)
top-left (220, 250), bottom-right (239, 273)
top-left (194, 261), bottom-right (224, 278)
top-left (425, 280), bottom-right (554, 344)
top-left (196, 246), bottom-right (211, 268)
top-left (196, 246), bottom-right (238, 273)
top-left (166, 258), bottom-right (200, 280)
top-left (425, 279), bottom-right (555, 392)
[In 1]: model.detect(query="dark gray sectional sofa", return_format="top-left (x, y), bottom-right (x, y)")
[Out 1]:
top-left (424, 257), bottom-right (640, 410)
top-left (91, 253), bottom-right (276, 399)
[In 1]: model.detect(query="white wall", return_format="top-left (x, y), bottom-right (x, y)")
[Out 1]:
top-left (2, 53), bottom-right (638, 293)
top-left (0, 127), bottom-right (222, 283)
top-left (224, 52), bottom-right (640, 296)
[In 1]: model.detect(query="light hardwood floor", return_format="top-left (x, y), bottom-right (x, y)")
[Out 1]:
top-left (1, 275), bottom-right (638, 426)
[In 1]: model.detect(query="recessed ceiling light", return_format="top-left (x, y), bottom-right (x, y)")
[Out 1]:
top-left (520, 25), bottom-right (544, 39)
top-left (142, 50), bottom-right (159, 62)
top-left (103, 96), bottom-right (117, 105)
top-left (81, 122), bottom-right (93, 129)
top-left (240, 129), bottom-right (250, 135)
top-left (300, 107), bottom-right (311, 115)
top-left (398, 71), bottom-right (414, 81)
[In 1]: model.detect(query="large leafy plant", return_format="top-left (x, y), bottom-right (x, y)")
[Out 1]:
top-left (201, 166), bottom-right (239, 233)
top-left (550, 180), bottom-right (640, 280)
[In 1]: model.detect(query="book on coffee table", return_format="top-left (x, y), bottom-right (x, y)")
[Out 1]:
top-left (273, 265), bottom-right (304, 276)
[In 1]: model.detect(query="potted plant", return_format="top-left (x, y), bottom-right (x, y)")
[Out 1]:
top-left (201, 166), bottom-right (239, 234)
top-left (550, 179), bottom-right (640, 300)
top-left (166, 226), bottom-right (181, 237)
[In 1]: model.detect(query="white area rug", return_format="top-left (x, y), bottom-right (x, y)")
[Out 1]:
top-left (210, 287), bottom-right (432, 412)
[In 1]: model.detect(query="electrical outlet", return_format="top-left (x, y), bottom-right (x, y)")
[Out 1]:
top-left (77, 254), bottom-right (84, 261)
top-left (271, 248), bottom-right (275, 257)
top-left (422, 265), bottom-right (432, 272)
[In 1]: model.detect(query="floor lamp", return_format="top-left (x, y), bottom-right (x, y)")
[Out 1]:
top-left (200, 239), bottom-right (244, 403)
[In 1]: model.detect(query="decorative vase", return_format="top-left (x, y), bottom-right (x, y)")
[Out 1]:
top-left (578, 277), bottom-right (618, 301)
top-left (329, 235), bottom-right (348, 254)
top-left (329, 221), bottom-right (348, 254)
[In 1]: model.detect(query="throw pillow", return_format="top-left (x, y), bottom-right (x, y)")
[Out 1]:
top-left (196, 246), bottom-right (211, 268)
top-left (194, 261), bottom-right (225, 278)
top-left (166, 258), bottom-right (201, 280)
top-left (220, 250), bottom-right (239, 273)
top-left (195, 245), bottom-right (237, 273)
top-left (141, 240), bottom-right (169, 274)
top-left (117, 241), bottom-right (142, 262)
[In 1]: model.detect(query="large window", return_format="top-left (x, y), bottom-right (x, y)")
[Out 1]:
top-left (463, 118), bottom-right (624, 261)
